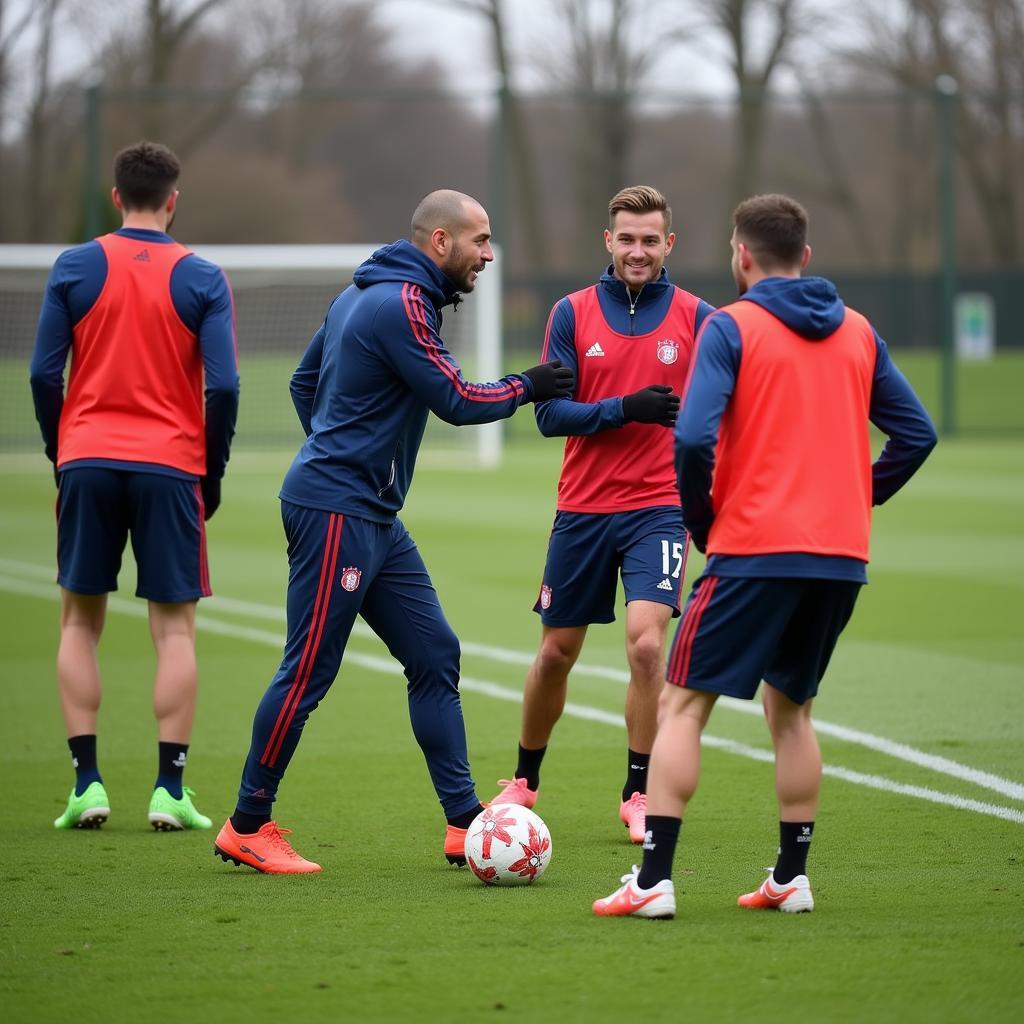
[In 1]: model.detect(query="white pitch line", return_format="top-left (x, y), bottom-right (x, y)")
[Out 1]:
top-left (8, 560), bottom-right (1018, 803)
top-left (3, 571), bottom-right (1023, 826)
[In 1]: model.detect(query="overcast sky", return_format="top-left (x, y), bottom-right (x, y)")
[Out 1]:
top-left (4, 0), bottom-right (742, 107)
top-left (382, 0), bottom-right (738, 95)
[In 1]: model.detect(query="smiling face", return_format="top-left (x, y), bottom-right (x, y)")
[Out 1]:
top-left (441, 201), bottom-right (494, 293)
top-left (604, 209), bottom-right (675, 291)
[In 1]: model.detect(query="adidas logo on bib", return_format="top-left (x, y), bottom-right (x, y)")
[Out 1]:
top-left (585, 342), bottom-right (605, 357)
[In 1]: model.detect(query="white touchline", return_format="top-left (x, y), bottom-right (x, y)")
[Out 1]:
top-left (2, 569), bottom-right (1023, 826)
top-left (7, 559), bottom-right (1021, 803)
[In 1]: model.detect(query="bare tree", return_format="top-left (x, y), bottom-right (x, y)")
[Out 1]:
top-left (0, 0), bottom-right (38, 235)
top-left (441, 0), bottom-right (550, 267)
top-left (141, 0), bottom-right (227, 137)
top-left (542, 0), bottom-right (660, 262)
top-left (0, 0), bottom-right (35, 138)
top-left (681, 0), bottom-right (809, 211)
top-left (25, 0), bottom-right (62, 239)
top-left (267, 0), bottom-right (395, 172)
top-left (793, 72), bottom-right (877, 263)
top-left (89, 0), bottom-right (290, 157)
top-left (912, 0), bottom-right (1022, 263)
top-left (844, 0), bottom-right (1024, 263)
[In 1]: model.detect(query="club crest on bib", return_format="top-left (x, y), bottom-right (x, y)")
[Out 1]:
top-left (656, 339), bottom-right (679, 365)
top-left (340, 566), bottom-right (362, 592)
top-left (539, 584), bottom-right (552, 610)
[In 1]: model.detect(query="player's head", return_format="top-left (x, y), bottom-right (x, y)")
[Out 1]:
top-left (112, 141), bottom-right (181, 227)
top-left (605, 185), bottom-right (675, 291)
top-left (411, 189), bottom-right (494, 293)
top-left (730, 193), bottom-right (811, 295)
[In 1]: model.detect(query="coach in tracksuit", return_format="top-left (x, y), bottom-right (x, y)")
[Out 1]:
top-left (215, 190), bottom-right (574, 874)
top-left (594, 193), bottom-right (937, 919)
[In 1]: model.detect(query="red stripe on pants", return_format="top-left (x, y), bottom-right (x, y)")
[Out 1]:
top-left (192, 482), bottom-right (211, 597)
top-left (261, 513), bottom-right (344, 766)
top-left (668, 576), bottom-right (717, 686)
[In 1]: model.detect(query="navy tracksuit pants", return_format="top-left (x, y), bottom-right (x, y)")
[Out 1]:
top-left (236, 501), bottom-right (480, 820)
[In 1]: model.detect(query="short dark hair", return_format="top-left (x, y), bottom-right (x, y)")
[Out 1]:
top-left (732, 193), bottom-right (808, 269)
top-left (113, 141), bottom-right (180, 211)
top-left (608, 185), bottom-right (672, 234)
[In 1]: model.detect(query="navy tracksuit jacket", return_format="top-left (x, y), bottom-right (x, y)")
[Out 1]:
top-left (237, 241), bottom-right (533, 819)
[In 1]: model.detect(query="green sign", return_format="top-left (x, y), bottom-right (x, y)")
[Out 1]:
top-left (955, 293), bottom-right (995, 360)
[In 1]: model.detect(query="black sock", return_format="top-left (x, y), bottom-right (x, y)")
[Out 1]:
top-left (514, 744), bottom-right (547, 791)
top-left (622, 748), bottom-right (650, 802)
top-left (637, 815), bottom-right (681, 889)
top-left (231, 810), bottom-right (271, 835)
top-left (68, 735), bottom-right (101, 796)
top-left (447, 803), bottom-right (485, 830)
top-left (774, 820), bottom-right (814, 883)
top-left (155, 741), bottom-right (189, 799)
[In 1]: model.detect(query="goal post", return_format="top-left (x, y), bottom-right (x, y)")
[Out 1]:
top-left (0, 243), bottom-right (504, 468)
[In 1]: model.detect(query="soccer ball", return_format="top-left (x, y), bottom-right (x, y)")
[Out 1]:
top-left (465, 804), bottom-right (552, 886)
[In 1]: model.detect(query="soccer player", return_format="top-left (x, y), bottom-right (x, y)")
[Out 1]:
top-left (489, 186), bottom-right (714, 843)
top-left (30, 141), bottom-right (239, 833)
top-left (593, 193), bottom-right (937, 919)
top-left (213, 190), bottom-right (574, 874)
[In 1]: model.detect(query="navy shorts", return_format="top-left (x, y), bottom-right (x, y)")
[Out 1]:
top-left (56, 467), bottom-right (210, 602)
top-left (666, 575), bottom-right (861, 705)
top-left (534, 506), bottom-right (688, 627)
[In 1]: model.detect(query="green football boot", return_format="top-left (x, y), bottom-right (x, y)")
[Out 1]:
top-left (148, 786), bottom-right (213, 831)
top-left (54, 781), bottom-right (110, 829)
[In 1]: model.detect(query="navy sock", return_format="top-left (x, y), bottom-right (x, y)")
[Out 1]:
top-left (637, 815), bottom-right (681, 889)
top-left (514, 744), bottom-right (546, 791)
top-left (155, 741), bottom-right (188, 800)
top-left (622, 748), bottom-right (650, 802)
top-left (231, 810), bottom-right (271, 835)
top-left (774, 820), bottom-right (814, 884)
top-left (447, 803), bottom-right (485, 830)
top-left (68, 734), bottom-right (101, 796)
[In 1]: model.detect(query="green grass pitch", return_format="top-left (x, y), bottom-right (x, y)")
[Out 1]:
top-left (1, 431), bottom-right (1022, 1022)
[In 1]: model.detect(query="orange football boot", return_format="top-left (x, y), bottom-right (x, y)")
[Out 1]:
top-left (619, 791), bottom-right (647, 844)
top-left (214, 819), bottom-right (322, 874)
top-left (444, 824), bottom-right (468, 866)
top-left (488, 778), bottom-right (538, 808)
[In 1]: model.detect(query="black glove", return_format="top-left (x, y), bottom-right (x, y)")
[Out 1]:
top-left (200, 475), bottom-right (221, 521)
top-left (622, 384), bottom-right (680, 426)
top-left (520, 360), bottom-right (575, 403)
top-left (53, 464), bottom-right (60, 488)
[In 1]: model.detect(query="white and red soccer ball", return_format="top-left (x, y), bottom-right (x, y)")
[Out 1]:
top-left (465, 804), bottom-right (552, 886)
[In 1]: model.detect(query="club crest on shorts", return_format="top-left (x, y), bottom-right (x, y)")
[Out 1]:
top-left (656, 339), bottom-right (679, 365)
top-left (340, 566), bottom-right (362, 592)
top-left (540, 584), bottom-right (552, 610)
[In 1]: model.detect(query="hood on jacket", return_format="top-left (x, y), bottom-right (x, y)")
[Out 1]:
top-left (353, 239), bottom-right (460, 308)
top-left (741, 276), bottom-right (845, 340)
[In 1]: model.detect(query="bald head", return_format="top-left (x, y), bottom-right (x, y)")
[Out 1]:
top-left (411, 189), bottom-right (481, 245)
top-left (410, 189), bottom-right (494, 293)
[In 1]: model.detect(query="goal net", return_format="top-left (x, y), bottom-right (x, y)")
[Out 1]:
top-left (0, 244), bottom-right (504, 467)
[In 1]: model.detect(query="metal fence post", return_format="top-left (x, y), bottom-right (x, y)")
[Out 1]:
top-left (936, 74), bottom-right (958, 436)
top-left (83, 81), bottom-right (103, 241)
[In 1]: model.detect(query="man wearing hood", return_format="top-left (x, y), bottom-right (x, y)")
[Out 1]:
top-left (214, 190), bottom-right (573, 874)
top-left (490, 186), bottom-right (715, 845)
top-left (594, 193), bottom-right (937, 919)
